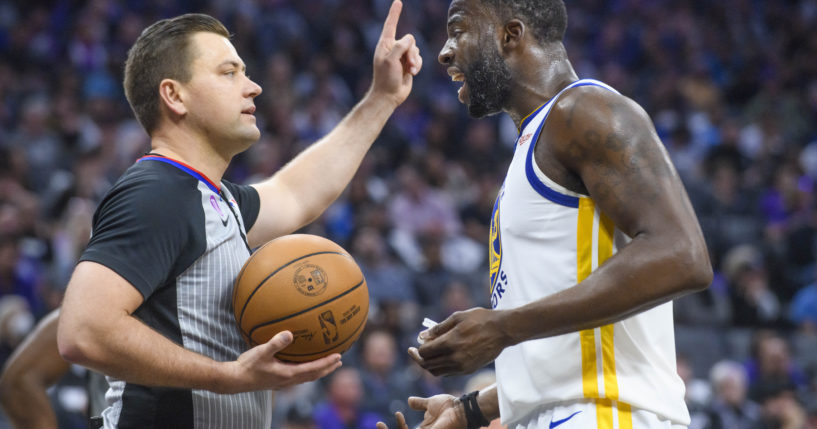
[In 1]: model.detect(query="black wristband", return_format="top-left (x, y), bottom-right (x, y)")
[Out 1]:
top-left (459, 390), bottom-right (491, 429)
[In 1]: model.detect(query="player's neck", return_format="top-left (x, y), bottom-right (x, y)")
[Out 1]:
top-left (505, 44), bottom-right (578, 129)
top-left (149, 130), bottom-right (230, 185)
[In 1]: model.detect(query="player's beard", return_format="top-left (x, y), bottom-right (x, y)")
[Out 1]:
top-left (465, 41), bottom-right (512, 118)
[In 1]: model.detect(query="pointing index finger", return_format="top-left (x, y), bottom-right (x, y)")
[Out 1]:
top-left (380, 0), bottom-right (403, 42)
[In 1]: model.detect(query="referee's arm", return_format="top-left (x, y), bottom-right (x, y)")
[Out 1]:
top-left (57, 261), bottom-right (340, 393)
top-left (247, 93), bottom-right (398, 247)
top-left (246, 0), bottom-right (421, 247)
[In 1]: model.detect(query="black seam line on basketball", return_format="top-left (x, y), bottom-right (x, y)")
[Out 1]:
top-left (247, 278), bottom-right (364, 339)
top-left (237, 250), bottom-right (348, 330)
top-left (276, 314), bottom-right (366, 359)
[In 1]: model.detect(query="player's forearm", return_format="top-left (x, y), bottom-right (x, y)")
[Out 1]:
top-left (0, 365), bottom-right (64, 429)
top-left (269, 93), bottom-right (395, 221)
top-left (58, 311), bottom-right (231, 393)
top-left (499, 232), bottom-right (711, 344)
top-left (0, 309), bottom-right (67, 429)
top-left (0, 379), bottom-right (58, 429)
top-left (475, 384), bottom-right (500, 421)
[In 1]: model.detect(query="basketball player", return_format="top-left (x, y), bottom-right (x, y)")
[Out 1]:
top-left (401, 0), bottom-right (712, 428)
top-left (0, 309), bottom-right (107, 429)
top-left (0, 310), bottom-right (66, 428)
top-left (56, 3), bottom-right (421, 428)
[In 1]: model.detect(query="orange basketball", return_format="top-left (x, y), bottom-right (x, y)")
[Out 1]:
top-left (233, 234), bottom-right (369, 362)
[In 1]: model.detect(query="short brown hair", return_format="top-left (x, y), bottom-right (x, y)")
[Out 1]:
top-left (123, 13), bottom-right (229, 135)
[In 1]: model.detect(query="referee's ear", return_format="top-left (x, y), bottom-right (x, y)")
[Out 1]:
top-left (158, 78), bottom-right (188, 118)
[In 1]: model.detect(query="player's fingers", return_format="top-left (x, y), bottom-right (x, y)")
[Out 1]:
top-left (417, 333), bottom-right (453, 359)
top-left (395, 411), bottom-right (408, 429)
top-left (419, 356), bottom-right (461, 376)
top-left (428, 312), bottom-right (458, 338)
top-left (408, 347), bottom-right (424, 365)
top-left (376, 412), bottom-right (407, 429)
top-left (264, 330), bottom-right (293, 353)
top-left (428, 365), bottom-right (461, 377)
top-left (379, 0), bottom-right (403, 42)
top-left (408, 396), bottom-right (429, 411)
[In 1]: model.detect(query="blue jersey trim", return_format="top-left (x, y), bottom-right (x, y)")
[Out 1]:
top-left (524, 81), bottom-right (613, 208)
top-left (137, 155), bottom-right (221, 194)
top-left (519, 101), bottom-right (550, 133)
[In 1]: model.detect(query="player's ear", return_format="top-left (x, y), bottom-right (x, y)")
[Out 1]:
top-left (158, 78), bottom-right (187, 116)
top-left (502, 19), bottom-right (524, 51)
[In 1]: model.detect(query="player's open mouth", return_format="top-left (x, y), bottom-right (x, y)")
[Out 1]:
top-left (447, 67), bottom-right (467, 103)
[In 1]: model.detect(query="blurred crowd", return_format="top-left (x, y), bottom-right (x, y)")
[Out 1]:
top-left (0, 0), bottom-right (816, 428)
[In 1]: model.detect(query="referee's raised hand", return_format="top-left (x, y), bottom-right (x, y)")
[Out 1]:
top-left (370, 0), bottom-right (422, 109)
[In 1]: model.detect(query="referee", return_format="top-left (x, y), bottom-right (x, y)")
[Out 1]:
top-left (57, 4), bottom-right (421, 429)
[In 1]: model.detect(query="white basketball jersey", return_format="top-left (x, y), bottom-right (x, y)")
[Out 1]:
top-left (490, 79), bottom-right (690, 428)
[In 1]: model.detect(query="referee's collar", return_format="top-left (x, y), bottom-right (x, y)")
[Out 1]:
top-left (137, 154), bottom-right (221, 194)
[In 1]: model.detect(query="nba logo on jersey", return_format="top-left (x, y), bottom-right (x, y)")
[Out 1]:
top-left (489, 187), bottom-right (508, 308)
top-left (518, 133), bottom-right (533, 146)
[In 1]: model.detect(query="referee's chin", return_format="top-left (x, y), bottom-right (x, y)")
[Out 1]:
top-left (231, 130), bottom-right (262, 155)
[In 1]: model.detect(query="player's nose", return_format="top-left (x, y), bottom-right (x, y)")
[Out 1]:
top-left (438, 39), bottom-right (454, 66)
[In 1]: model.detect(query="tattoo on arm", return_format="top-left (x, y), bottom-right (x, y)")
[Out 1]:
top-left (557, 94), bottom-right (675, 223)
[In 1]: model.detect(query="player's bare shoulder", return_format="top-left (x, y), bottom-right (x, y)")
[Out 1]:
top-left (541, 85), bottom-right (671, 182)
top-left (531, 85), bottom-right (650, 195)
top-left (538, 83), bottom-right (682, 233)
top-left (545, 86), bottom-right (658, 164)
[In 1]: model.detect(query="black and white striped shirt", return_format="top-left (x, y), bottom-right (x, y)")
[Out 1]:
top-left (80, 155), bottom-right (270, 429)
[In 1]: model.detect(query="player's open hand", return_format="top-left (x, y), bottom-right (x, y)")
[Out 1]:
top-left (376, 395), bottom-right (465, 429)
top-left (409, 308), bottom-right (509, 376)
top-left (376, 411), bottom-right (410, 429)
top-left (370, 0), bottom-right (422, 108)
top-left (225, 330), bottom-right (342, 393)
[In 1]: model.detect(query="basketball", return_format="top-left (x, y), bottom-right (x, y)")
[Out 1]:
top-left (233, 234), bottom-right (369, 362)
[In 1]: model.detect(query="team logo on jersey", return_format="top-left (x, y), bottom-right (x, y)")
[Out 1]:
top-left (489, 187), bottom-right (507, 308)
top-left (293, 263), bottom-right (328, 296)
